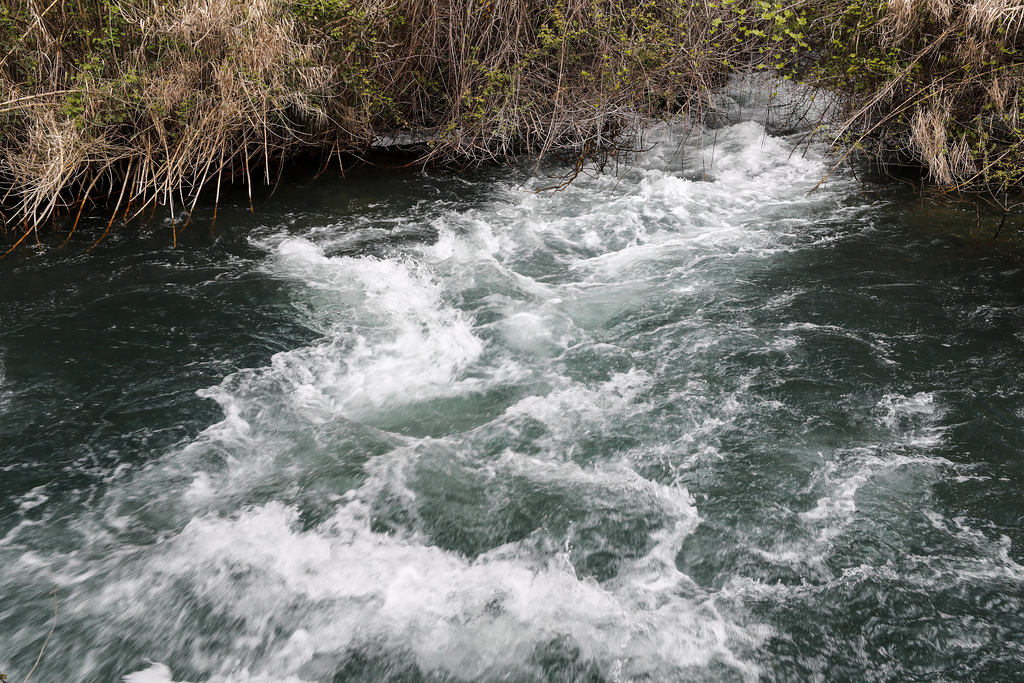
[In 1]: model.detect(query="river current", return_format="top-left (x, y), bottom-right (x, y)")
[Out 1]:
top-left (3, 119), bottom-right (1024, 682)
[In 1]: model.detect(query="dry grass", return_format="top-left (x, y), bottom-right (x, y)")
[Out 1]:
top-left (1, 0), bottom-right (339, 245)
top-left (6, 0), bottom-right (1021, 249)
top-left (3, 0), bottom-right (781, 247)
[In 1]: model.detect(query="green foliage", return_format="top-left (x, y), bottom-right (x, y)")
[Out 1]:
top-left (0, 3), bottom-right (20, 51)
top-left (805, 0), bottom-right (893, 89)
top-left (710, 0), bottom-right (813, 75)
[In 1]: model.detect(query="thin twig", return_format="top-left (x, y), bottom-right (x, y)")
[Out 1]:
top-left (21, 591), bottom-right (57, 683)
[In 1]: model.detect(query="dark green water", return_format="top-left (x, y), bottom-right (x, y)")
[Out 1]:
top-left (3, 121), bottom-right (1024, 682)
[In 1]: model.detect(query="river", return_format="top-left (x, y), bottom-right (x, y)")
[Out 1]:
top-left (2, 117), bottom-right (1024, 682)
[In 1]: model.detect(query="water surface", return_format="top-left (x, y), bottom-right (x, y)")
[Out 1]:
top-left (2, 121), bottom-right (1024, 682)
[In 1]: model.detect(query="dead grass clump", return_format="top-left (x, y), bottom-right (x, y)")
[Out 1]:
top-left (0, 0), bottom-right (337, 245)
top-left (911, 104), bottom-right (955, 185)
top-left (965, 0), bottom-right (1024, 37)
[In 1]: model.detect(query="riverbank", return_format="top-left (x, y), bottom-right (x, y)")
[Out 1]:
top-left (2, 0), bottom-right (1024, 248)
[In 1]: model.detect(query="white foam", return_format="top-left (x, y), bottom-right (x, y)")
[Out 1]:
top-left (199, 239), bottom-right (490, 430)
top-left (5, 119), bottom-right (870, 681)
top-left (108, 485), bottom-right (760, 683)
top-left (123, 662), bottom-right (309, 683)
top-left (420, 122), bottom-right (849, 322)
top-left (123, 663), bottom-right (190, 683)
top-left (500, 370), bottom-right (652, 457)
top-left (876, 391), bottom-right (939, 436)
top-left (15, 485), bottom-right (48, 512)
top-left (794, 393), bottom-right (950, 557)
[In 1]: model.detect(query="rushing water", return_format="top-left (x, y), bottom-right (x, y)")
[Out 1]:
top-left (3, 118), bottom-right (1024, 682)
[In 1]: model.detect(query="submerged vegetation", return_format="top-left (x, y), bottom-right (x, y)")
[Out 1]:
top-left (0, 0), bottom-right (1023, 246)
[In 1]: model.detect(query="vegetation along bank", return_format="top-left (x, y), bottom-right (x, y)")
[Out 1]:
top-left (2, 0), bottom-right (1024, 248)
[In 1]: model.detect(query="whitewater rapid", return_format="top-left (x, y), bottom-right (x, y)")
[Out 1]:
top-left (4, 116), bottom-right (1023, 682)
